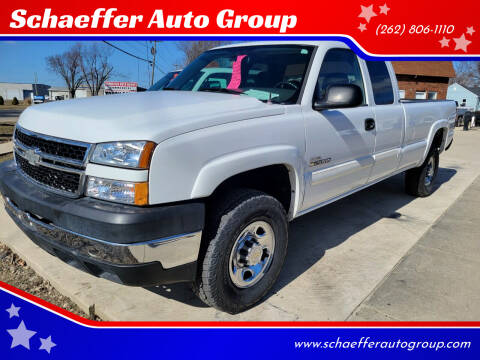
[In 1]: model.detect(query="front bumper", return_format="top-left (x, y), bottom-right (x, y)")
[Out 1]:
top-left (0, 160), bottom-right (205, 286)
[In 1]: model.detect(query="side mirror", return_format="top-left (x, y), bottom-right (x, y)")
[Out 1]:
top-left (313, 84), bottom-right (363, 111)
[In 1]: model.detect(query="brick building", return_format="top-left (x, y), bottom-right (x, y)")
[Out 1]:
top-left (392, 62), bottom-right (456, 100)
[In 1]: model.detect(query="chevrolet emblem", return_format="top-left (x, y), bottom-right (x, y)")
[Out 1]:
top-left (23, 148), bottom-right (41, 166)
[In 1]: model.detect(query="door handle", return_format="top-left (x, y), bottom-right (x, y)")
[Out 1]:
top-left (365, 118), bottom-right (375, 131)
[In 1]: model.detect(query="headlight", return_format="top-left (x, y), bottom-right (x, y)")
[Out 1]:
top-left (86, 177), bottom-right (148, 205)
top-left (91, 141), bottom-right (155, 169)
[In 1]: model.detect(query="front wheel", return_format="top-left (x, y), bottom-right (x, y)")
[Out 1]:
top-left (193, 189), bottom-right (288, 314)
top-left (405, 149), bottom-right (439, 197)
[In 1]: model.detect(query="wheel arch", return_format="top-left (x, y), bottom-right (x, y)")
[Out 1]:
top-left (422, 122), bottom-right (448, 162)
top-left (191, 145), bottom-right (303, 219)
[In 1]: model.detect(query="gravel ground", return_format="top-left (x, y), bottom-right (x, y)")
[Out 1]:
top-left (0, 240), bottom-right (100, 320)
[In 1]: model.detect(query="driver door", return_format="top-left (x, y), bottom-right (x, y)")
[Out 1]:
top-left (301, 49), bottom-right (376, 211)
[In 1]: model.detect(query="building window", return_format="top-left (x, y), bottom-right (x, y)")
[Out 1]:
top-left (399, 90), bottom-right (406, 99)
top-left (416, 91), bottom-right (427, 99)
top-left (427, 91), bottom-right (438, 100)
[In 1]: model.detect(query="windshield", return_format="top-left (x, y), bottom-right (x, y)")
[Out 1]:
top-left (166, 45), bottom-right (315, 104)
top-left (149, 71), bottom-right (180, 91)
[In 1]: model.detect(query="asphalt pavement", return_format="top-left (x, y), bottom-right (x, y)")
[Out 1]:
top-left (0, 108), bottom-right (25, 122)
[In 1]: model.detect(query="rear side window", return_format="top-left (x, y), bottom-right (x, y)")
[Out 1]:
top-left (366, 61), bottom-right (394, 105)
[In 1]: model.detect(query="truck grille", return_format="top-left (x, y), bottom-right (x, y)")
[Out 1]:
top-left (15, 128), bottom-right (88, 162)
top-left (16, 155), bottom-right (81, 194)
top-left (13, 126), bottom-right (92, 197)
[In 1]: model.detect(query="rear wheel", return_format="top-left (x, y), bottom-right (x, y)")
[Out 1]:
top-left (193, 189), bottom-right (288, 314)
top-left (405, 149), bottom-right (439, 197)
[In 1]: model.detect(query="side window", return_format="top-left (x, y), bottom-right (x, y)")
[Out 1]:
top-left (366, 61), bottom-right (394, 105)
top-left (316, 49), bottom-right (366, 103)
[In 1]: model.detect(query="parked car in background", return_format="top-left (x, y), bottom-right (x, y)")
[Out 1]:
top-left (0, 41), bottom-right (456, 314)
top-left (33, 95), bottom-right (45, 104)
top-left (148, 70), bottom-right (181, 91)
top-left (455, 103), bottom-right (474, 126)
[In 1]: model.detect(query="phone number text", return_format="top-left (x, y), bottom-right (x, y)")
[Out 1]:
top-left (375, 24), bottom-right (455, 36)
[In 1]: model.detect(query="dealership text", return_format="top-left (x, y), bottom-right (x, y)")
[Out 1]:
top-left (10, 8), bottom-right (297, 33)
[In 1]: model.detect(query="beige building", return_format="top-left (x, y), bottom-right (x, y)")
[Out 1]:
top-left (48, 86), bottom-right (105, 101)
top-left (0, 82), bottom-right (50, 100)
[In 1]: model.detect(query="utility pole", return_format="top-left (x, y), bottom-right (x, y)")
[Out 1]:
top-left (33, 72), bottom-right (38, 96)
top-left (150, 41), bottom-right (157, 86)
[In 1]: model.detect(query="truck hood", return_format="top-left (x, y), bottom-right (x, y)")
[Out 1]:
top-left (18, 91), bottom-right (285, 144)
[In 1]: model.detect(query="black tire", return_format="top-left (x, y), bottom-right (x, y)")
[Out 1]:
top-left (405, 149), bottom-right (439, 197)
top-left (456, 115), bottom-right (463, 127)
top-left (193, 189), bottom-right (288, 314)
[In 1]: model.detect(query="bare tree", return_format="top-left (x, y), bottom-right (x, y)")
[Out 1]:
top-left (46, 44), bottom-right (84, 99)
top-left (452, 61), bottom-right (480, 87)
top-left (177, 41), bottom-right (230, 66)
top-left (81, 44), bottom-right (114, 96)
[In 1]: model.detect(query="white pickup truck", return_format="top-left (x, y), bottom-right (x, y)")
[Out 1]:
top-left (0, 41), bottom-right (456, 314)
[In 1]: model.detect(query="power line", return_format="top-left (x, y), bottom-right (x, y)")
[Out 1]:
top-left (102, 40), bottom-right (165, 85)
top-left (102, 41), bottom-right (152, 64)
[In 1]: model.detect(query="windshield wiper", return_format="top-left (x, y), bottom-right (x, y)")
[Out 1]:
top-left (198, 88), bottom-right (244, 95)
top-left (162, 87), bottom-right (176, 91)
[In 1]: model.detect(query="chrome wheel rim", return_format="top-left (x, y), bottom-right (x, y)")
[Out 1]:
top-left (228, 221), bottom-right (275, 288)
top-left (425, 156), bottom-right (436, 186)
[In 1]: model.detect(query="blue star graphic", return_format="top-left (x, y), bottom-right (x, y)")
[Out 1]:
top-left (5, 303), bottom-right (20, 318)
top-left (7, 320), bottom-right (37, 349)
top-left (39, 336), bottom-right (57, 354)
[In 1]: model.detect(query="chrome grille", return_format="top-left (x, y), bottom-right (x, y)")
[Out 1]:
top-left (15, 128), bottom-right (88, 162)
top-left (13, 126), bottom-right (92, 197)
top-left (16, 155), bottom-right (81, 194)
